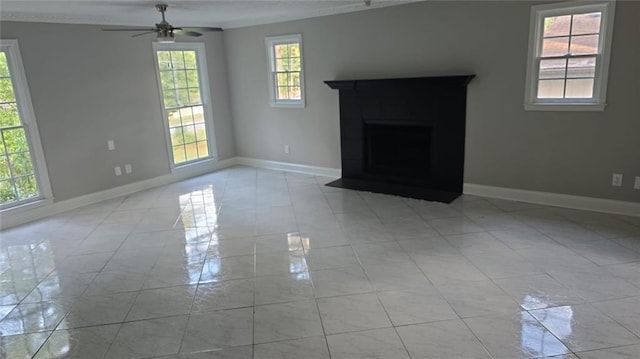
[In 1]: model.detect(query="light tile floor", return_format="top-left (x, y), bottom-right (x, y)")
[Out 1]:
top-left (1, 166), bottom-right (640, 358)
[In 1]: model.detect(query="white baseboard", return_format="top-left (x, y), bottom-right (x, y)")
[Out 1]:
top-left (6, 158), bottom-right (636, 230)
top-left (0, 158), bottom-right (238, 229)
top-left (0, 157), bottom-right (341, 230)
top-left (464, 183), bottom-right (640, 217)
top-left (235, 157), bottom-right (341, 178)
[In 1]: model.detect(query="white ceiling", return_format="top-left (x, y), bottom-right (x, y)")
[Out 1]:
top-left (0, 1), bottom-right (413, 29)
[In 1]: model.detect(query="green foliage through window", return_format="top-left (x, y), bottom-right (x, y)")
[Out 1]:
top-left (156, 49), bottom-right (209, 165)
top-left (0, 51), bottom-right (40, 205)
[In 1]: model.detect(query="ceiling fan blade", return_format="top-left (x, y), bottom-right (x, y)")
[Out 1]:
top-left (178, 27), bottom-right (223, 32)
top-left (173, 29), bottom-right (202, 37)
top-left (102, 28), bottom-right (157, 32)
top-left (132, 31), bottom-right (159, 38)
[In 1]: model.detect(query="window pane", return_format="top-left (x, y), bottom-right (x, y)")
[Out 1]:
top-left (291, 57), bottom-right (301, 71)
top-left (196, 141), bottom-right (209, 158)
top-left (0, 78), bottom-right (16, 103)
top-left (175, 71), bottom-right (188, 89)
top-left (542, 37), bottom-right (569, 57)
top-left (183, 125), bottom-right (197, 144)
top-left (572, 12), bottom-right (601, 35)
top-left (170, 127), bottom-right (185, 145)
top-left (173, 146), bottom-right (186, 164)
top-left (15, 175), bottom-right (38, 199)
top-left (188, 88), bottom-right (201, 105)
top-left (0, 156), bottom-right (9, 179)
top-left (289, 87), bottom-right (301, 100)
top-left (277, 86), bottom-right (289, 99)
top-left (275, 44), bottom-right (289, 58)
top-left (159, 71), bottom-right (175, 90)
top-left (183, 51), bottom-right (197, 69)
top-left (543, 15), bottom-right (571, 37)
top-left (289, 72), bottom-right (301, 87)
top-left (185, 70), bottom-right (199, 89)
top-left (177, 89), bottom-right (190, 106)
top-left (290, 44), bottom-right (300, 57)
top-left (0, 105), bottom-right (20, 128)
top-left (184, 142), bottom-right (198, 161)
top-left (179, 107), bottom-right (194, 126)
top-left (167, 109), bottom-right (181, 127)
top-left (276, 73), bottom-right (288, 87)
top-left (565, 78), bottom-right (594, 98)
top-left (157, 51), bottom-right (172, 69)
top-left (195, 123), bottom-right (207, 141)
top-left (567, 57), bottom-right (596, 78)
top-left (537, 79), bottom-right (565, 98)
top-left (570, 35), bottom-right (599, 55)
top-left (0, 179), bottom-right (17, 203)
top-left (3, 128), bottom-right (28, 153)
top-left (539, 59), bottom-right (567, 79)
top-left (163, 91), bottom-right (178, 108)
top-left (276, 59), bottom-right (287, 71)
top-left (171, 52), bottom-right (186, 69)
top-left (0, 53), bottom-right (9, 77)
top-left (192, 106), bottom-right (205, 124)
top-left (9, 152), bottom-right (34, 176)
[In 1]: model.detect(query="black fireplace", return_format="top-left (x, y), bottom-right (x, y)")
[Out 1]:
top-left (325, 75), bottom-right (475, 203)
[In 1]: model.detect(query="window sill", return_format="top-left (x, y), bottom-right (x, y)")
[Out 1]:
top-left (270, 101), bottom-right (305, 109)
top-left (171, 157), bottom-right (218, 174)
top-left (524, 103), bottom-right (606, 112)
top-left (0, 197), bottom-right (53, 216)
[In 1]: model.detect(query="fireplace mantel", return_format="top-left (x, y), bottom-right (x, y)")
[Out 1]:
top-left (325, 75), bottom-right (475, 91)
top-left (325, 75), bottom-right (475, 203)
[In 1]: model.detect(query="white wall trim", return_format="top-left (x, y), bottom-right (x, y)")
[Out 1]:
top-left (6, 158), bottom-right (637, 229)
top-left (235, 157), bottom-right (341, 178)
top-left (0, 158), bottom-right (238, 229)
top-left (464, 183), bottom-right (640, 217)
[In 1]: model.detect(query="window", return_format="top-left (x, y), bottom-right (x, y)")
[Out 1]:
top-left (0, 40), bottom-right (51, 210)
top-left (524, 1), bottom-right (616, 111)
top-left (265, 34), bottom-right (305, 108)
top-left (153, 43), bottom-right (216, 166)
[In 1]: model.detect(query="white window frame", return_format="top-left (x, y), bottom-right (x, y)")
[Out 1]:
top-left (152, 42), bottom-right (217, 169)
top-left (265, 34), bottom-right (306, 108)
top-left (524, 0), bottom-right (616, 111)
top-left (0, 40), bottom-right (53, 212)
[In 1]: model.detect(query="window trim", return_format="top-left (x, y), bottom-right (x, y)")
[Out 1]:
top-left (265, 34), bottom-right (306, 109)
top-left (152, 42), bottom-right (217, 169)
top-left (0, 39), bottom-right (53, 211)
top-left (524, 0), bottom-right (616, 111)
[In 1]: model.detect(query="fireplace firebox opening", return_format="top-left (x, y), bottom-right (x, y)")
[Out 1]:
top-left (365, 122), bottom-right (431, 182)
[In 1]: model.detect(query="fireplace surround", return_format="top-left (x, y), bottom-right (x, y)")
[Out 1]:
top-left (325, 75), bottom-right (475, 203)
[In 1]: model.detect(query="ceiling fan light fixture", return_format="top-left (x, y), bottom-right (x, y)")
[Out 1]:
top-left (156, 32), bottom-right (175, 43)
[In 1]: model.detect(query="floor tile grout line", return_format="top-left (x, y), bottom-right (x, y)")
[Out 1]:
top-left (27, 197), bottom-right (139, 359)
top-left (286, 172), bottom-right (334, 359)
top-left (4, 167), bottom-right (640, 358)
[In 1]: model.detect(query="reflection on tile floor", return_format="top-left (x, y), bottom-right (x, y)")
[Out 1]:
top-left (1, 166), bottom-right (640, 358)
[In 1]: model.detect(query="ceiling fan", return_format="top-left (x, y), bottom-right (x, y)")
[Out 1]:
top-left (102, 4), bottom-right (222, 42)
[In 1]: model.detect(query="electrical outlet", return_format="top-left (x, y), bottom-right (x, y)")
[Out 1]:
top-left (635, 176), bottom-right (640, 190)
top-left (114, 166), bottom-right (122, 176)
top-left (612, 173), bottom-right (623, 187)
top-left (107, 140), bottom-right (115, 151)
top-left (284, 145), bottom-right (290, 154)
top-left (125, 164), bottom-right (132, 174)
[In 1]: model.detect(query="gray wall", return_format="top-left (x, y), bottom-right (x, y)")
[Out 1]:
top-left (0, 21), bottom-right (235, 201)
top-left (224, 1), bottom-right (640, 203)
